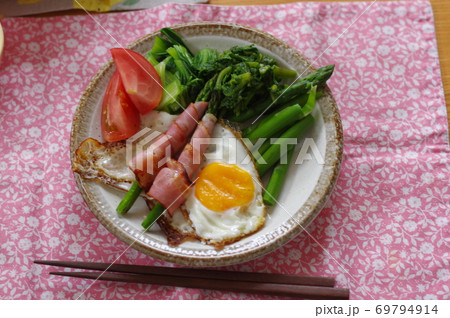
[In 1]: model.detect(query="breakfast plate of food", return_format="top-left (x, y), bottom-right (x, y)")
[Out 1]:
top-left (70, 22), bottom-right (343, 266)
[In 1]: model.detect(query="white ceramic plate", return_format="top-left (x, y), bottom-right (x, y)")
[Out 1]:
top-left (70, 22), bottom-right (343, 266)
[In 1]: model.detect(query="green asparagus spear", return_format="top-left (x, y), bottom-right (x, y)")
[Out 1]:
top-left (251, 130), bottom-right (283, 162)
top-left (242, 90), bottom-right (321, 138)
top-left (141, 203), bottom-right (165, 230)
top-left (263, 147), bottom-right (295, 206)
top-left (274, 65), bottom-right (332, 104)
top-left (116, 181), bottom-right (142, 215)
top-left (245, 104), bottom-right (303, 143)
top-left (242, 114), bottom-right (271, 138)
top-left (256, 114), bottom-right (314, 177)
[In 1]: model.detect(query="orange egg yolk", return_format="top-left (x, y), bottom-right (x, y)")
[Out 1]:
top-left (195, 162), bottom-right (255, 212)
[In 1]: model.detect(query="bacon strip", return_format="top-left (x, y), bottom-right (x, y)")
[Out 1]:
top-left (148, 113), bottom-right (217, 216)
top-left (178, 113), bottom-right (217, 178)
top-left (129, 101), bottom-right (208, 191)
top-left (147, 159), bottom-right (191, 216)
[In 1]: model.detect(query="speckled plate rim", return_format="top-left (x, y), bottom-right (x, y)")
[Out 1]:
top-left (70, 22), bottom-right (343, 267)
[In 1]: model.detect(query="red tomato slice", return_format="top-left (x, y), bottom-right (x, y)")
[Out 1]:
top-left (111, 48), bottom-right (163, 114)
top-left (101, 70), bottom-right (140, 142)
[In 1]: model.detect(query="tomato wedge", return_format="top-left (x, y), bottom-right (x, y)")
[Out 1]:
top-left (101, 70), bottom-right (140, 142)
top-left (111, 48), bottom-right (163, 114)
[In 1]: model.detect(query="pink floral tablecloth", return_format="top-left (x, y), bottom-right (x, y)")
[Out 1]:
top-left (0, 0), bottom-right (449, 300)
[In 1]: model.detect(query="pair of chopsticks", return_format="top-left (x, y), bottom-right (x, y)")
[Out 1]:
top-left (34, 260), bottom-right (349, 299)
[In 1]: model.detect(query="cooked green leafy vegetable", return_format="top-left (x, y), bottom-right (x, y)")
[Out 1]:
top-left (151, 29), bottom-right (303, 117)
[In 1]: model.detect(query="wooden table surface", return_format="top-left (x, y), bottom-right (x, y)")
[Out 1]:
top-left (210, 0), bottom-right (450, 135)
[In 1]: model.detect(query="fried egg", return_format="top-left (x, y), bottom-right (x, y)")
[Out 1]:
top-left (167, 123), bottom-right (266, 247)
top-left (72, 138), bottom-right (133, 191)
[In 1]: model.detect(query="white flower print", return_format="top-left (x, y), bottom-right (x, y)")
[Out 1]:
top-left (407, 197), bottom-right (421, 208)
top-left (436, 269), bottom-right (449, 281)
top-left (0, 254), bottom-right (6, 265)
top-left (421, 126), bottom-right (433, 136)
top-left (300, 24), bottom-right (312, 34)
top-left (94, 46), bottom-right (107, 56)
top-left (358, 163), bottom-right (371, 175)
top-left (0, 74), bottom-right (9, 85)
top-left (67, 62), bottom-right (80, 73)
top-left (28, 42), bottom-right (40, 53)
top-left (70, 22), bottom-right (81, 32)
top-left (435, 217), bottom-right (448, 227)
top-left (407, 88), bottom-right (421, 99)
top-left (28, 127), bottom-right (41, 138)
top-left (65, 39), bottom-right (78, 49)
top-left (394, 6), bottom-right (407, 17)
top-left (377, 45), bottom-right (390, 56)
top-left (392, 65), bottom-right (405, 76)
top-left (33, 83), bottom-right (45, 94)
top-left (21, 62), bottom-right (33, 73)
top-left (68, 242), bottom-right (81, 255)
top-left (325, 225), bottom-right (337, 237)
top-left (30, 264), bottom-right (42, 276)
top-left (420, 173), bottom-right (434, 184)
top-left (420, 242), bottom-right (434, 254)
top-left (395, 109), bottom-right (408, 119)
top-left (48, 237), bottom-right (60, 248)
top-left (66, 213), bottom-right (80, 225)
top-left (18, 239), bottom-right (32, 250)
top-left (20, 149), bottom-right (34, 161)
top-left (71, 193), bottom-right (83, 205)
top-left (32, 169), bottom-right (45, 180)
top-left (48, 143), bottom-right (60, 154)
top-left (56, 291), bottom-right (66, 299)
top-left (43, 194), bottom-right (53, 206)
top-left (407, 42), bottom-right (419, 52)
top-left (49, 58), bottom-right (60, 68)
top-left (403, 221), bottom-right (417, 232)
top-left (288, 248), bottom-right (302, 260)
top-left (27, 216), bottom-right (39, 228)
top-left (42, 23), bottom-right (53, 32)
top-left (389, 130), bottom-right (403, 141)
top-left (424, 294), bottom-right (437, 300)
top-left (372, 259), bottom-right (385, 270)
top-left (41, 291), bottom-right (54, 300)
top-left (422, 24), bottom-right (434, 34)
top-left (355, 58), bottom-right (367, 68)
top-left (349, 209), bottom-right (362, 221)
top-left (382, 26), bottom-right (395, 35)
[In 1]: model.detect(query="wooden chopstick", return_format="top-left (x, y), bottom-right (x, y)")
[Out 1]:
top-left (35, 260), bottom-right (349, 299)
top-left (49, 271), bottom-right (349, 299)
top-left (34, 260), bottom-right (335, 287)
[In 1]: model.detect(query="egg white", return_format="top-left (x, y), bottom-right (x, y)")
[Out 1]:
top-left (182, 123), bottom-right (266, 246)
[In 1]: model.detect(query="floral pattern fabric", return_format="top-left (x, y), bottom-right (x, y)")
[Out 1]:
top-left (0, 0), bottom-right (449, 299)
